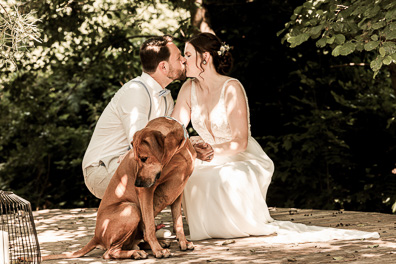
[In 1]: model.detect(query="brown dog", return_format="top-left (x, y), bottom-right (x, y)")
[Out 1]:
top-left (41, 117), bottom-right (196, 261)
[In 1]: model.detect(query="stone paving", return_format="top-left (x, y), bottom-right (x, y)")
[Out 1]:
top-left (33, 207), bottom-right (396, 263)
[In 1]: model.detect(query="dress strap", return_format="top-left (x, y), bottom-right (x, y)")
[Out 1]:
top-left (220, 78), bottom-right (238, 100)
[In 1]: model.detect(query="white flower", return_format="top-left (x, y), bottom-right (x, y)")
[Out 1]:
top-left (217, 43), bottom-right (230, 56)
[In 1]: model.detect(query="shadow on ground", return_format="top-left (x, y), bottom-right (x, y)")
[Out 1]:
top-left (34, 207), bottom-right (396, 263)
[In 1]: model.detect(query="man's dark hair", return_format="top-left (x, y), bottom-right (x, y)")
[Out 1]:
top-left (140, 35), bottom-right (173, 73)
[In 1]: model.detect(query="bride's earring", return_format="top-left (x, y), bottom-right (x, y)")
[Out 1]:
top-left (203, 60), bottom-right (207, 65)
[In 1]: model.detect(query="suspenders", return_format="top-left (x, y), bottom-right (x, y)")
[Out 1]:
top-left (132, 80), bottom-right (152, 120)
top-left (131, 80), bottom-right (168, 120)
top-left (128, 80), bottom-right (169, 150)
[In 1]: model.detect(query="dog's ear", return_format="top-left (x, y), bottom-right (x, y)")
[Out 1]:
top-left (161, 127), bottom-right (186, 165)
top-left (145, 130), bottom-right (165, 161)
top-left (132, 129), bottom-right (144, 160)
top-left (133, 129), bottom-right (165, 161)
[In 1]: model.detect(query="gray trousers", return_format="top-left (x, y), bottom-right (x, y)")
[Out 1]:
top-left (83, 155), bottom-right (120, 199)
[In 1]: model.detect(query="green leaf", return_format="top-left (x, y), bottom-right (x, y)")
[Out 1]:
top-left (384, 1), bottom-right (396, 10)
top-left (371, 34), bottom-right (378, 41)
top-left (379, 47), bottom-right (386, 57)
top-left (364, 41), bottom-right (379, 51)
top-left (327, 36), bottom-right (335, 44)
top-left (390, 22), bottom-right (396, 31)
top-left (339, 42), bottom-right (356, 56)
top-left (316, 37), bottom-right (327, 48)
top-left (310, 25), bottom-right (324, 35)
top-left (385, 8), bottom-right (396, 20)
top-left (386, 30), bottom-right (396, 40)
top-left (383, 55), bottom-right (393, 65)
top-left (355, 42), bottom-right (364, 51)
top-left (358, 17), bottom-right (368, 29)
top-left (372, 20), bottom-right (386, 30)
top-left (303, 2), bottom-right (313, 9)
top-left (370, 56), bottom-right (383, 72)
top-left (332, 45), bottom-right (341, 56)
top-left (287, 33), bottom-right (310, 48)
top-left (334, 34), bottom-right (346, 44)
top-left (294, 6), bottom-right (302, 14)
top-left (364, 5), bottom-right (380, 18)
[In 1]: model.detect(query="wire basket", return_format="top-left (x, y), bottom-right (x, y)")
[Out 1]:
top-left (0, 191), bottom-right (41, 263)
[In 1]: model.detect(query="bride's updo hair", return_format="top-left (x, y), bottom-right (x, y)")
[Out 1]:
top-left (187, 32), bottom-right (233, 75)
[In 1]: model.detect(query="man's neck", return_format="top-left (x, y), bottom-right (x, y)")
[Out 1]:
top-left (147, 72), bottom-right (171, 89)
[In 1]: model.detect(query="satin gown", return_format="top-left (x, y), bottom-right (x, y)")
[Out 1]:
top-left (182, 78), bottom-right (379, 243)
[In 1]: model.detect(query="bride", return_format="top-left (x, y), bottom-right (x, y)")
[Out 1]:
top-left (171, 32), bottom-right (379, 243)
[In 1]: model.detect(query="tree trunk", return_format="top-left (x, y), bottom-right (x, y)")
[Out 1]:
top-left (190, 0), bottom-right (215, 34)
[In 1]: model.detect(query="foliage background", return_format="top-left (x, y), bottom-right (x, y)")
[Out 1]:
top-left (1, 0), bottom-right (395, 213)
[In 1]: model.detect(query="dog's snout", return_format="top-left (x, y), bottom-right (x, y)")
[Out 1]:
top-left (135, 172), bottom-right (160, 188)
top-left (135, 178), bottom-right (143, 187)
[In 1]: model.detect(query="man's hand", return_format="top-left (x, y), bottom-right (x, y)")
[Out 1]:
top-left (117, 152), bottom-right (128, 163)
top-left (194, 142), bottom-right (214, 162)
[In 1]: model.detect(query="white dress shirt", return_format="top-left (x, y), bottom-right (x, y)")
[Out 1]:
top-left (82, 72), bottom-right (174, 169)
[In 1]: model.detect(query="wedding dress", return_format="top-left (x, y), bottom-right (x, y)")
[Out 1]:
top-left (182, 78), bottom-right (380, 243)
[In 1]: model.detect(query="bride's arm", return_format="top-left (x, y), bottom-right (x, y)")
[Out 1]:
top-left (211, 80), bottom-right (249, 156)
top-left (171, 79), bottom-right (192, 127)
top-left (171, 79), bottom-right (213, 161)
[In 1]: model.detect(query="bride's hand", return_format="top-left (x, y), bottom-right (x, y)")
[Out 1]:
top-left (190, 136), bottom-right (205, 145)
top-left (194, 142), bottom-right (214, 162)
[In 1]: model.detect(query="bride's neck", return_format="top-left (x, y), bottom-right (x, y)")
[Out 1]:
top-left (196, 71), bottom-right (224, 92)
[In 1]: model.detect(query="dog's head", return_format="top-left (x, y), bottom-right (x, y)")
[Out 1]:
top-left (132, 117), bottom-right (187, 188)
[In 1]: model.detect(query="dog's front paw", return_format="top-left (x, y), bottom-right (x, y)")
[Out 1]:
top-left (159, 240), bottom-right (171, 248)
top-left (154, 248), bottom-right (171, 258)
top-left (132, 250), bottom-right (148, 260)
top-left (179, 239), bottom-right (194, 251)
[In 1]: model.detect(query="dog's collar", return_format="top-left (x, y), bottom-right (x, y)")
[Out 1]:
top-left (164, 116), bottom-right (189, 139)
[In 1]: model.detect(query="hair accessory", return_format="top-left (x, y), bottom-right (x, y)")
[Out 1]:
top-left (217, 43), bottom-right (230, 56)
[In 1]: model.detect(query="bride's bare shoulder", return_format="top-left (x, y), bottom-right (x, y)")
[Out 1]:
top-left (224, 78), bottom-right (244, 94)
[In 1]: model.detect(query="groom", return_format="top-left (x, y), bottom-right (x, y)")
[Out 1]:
top-left (82, 35), bottom-right (187, 199)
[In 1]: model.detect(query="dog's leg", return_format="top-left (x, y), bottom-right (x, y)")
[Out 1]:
top-left (103, 246), bottom-right (148, 260)
top-left (171, 194), bottom-right (194, 251)
top-left (98, 203), bottom-right (148, 260)
top-left (136, 187), bottom-right (171, 258)
top-left (102, 226), bottom-right (148, 260)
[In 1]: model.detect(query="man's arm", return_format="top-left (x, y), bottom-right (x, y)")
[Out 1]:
top-left (117, 82), bottom-right (151, 145)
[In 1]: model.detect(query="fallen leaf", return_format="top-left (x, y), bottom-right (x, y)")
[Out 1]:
top-left (368, 245), bottom-right (379, 248)
top-left (222, 240), bottom-right (235, 245)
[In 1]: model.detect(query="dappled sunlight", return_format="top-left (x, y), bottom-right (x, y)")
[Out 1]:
top-left (32, 208), bottom-right (396, 263)
top-left (120, 206), bottom-right (133, 217)
top-left (100, 219), bottom-right (109, 237)
top-left (115, 175), bottom-right (128, 198)
top-left (229, 141), bottom-right (239, 151)
top-left (34, 209), bottom-right (97, 244)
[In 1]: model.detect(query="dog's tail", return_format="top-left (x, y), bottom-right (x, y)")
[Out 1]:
top-left (41, 237), bottom-right (98, 261)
